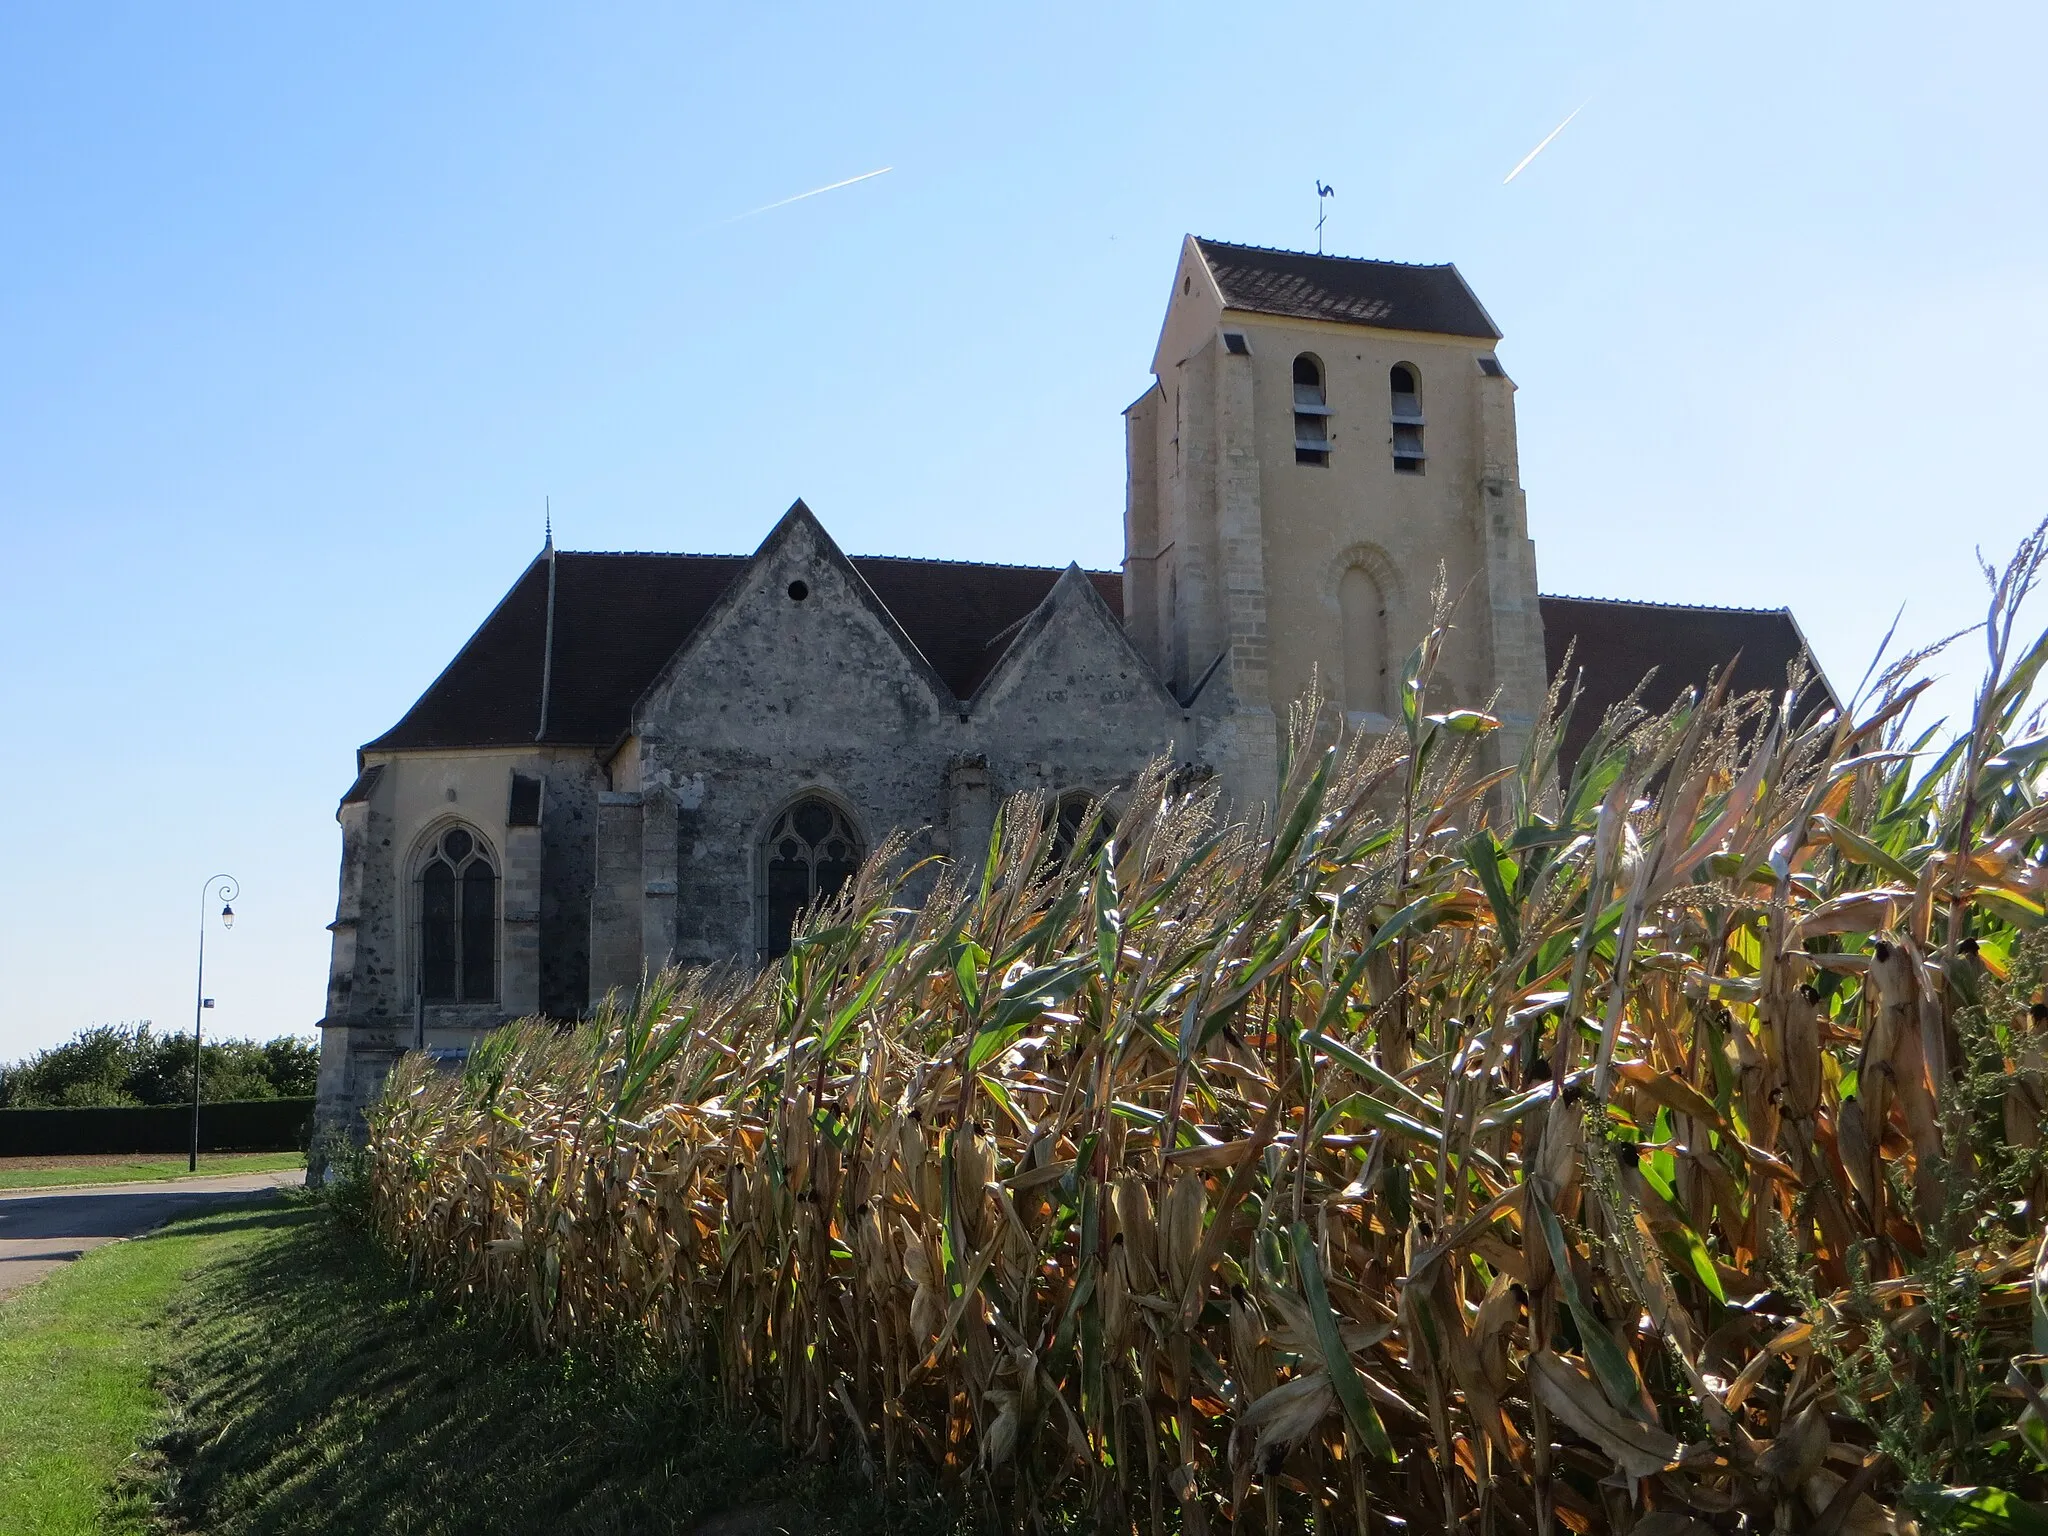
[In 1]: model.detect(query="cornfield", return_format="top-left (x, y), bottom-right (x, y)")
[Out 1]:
top-left (368, 535), bottom-right (2048, 1535)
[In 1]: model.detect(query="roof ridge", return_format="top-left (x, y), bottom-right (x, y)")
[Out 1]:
top-left (853, 552), bottom-right (1118, 576)
top-left (1195, 236), bottom-right (1456, 272)
top-left (1541, 592), bottom-right (1792, 617)
top-left (558, 549), bottom-right (747, 560)
top-left (554, 548), bottom-right (1121, 577)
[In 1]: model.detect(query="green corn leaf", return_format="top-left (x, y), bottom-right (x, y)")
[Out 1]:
top-left (968, 955), bottom-right (1097, 1070)
top-left (954, 940), bottom-right (987, 1019)
top-left (1929, 1486), bottom-right (2048, 1535)
top-left (2033, 1243), bottom-right (2048, 1358)
top-left (1291, 1221), bottom-right (1395, 1463)
top-left (1813, 814), bottom-right (1919, 885)
top-left (1316, 1090), bottom-right (1443, 1152)
top-left (1533, 1194), bottom-right (1647, 1419)
top-left (1264, 744), bottom-right (1336, 884)
top-left (1424, 708), bottom-right (1500, 735)
top-left (1462, 830), bottom-right (1522, 954)
top-left (1400, 641), bottom-right (1426, 732)
top-left (1362, 889), bottom-right (1459, 957)
top-left (1308, 1031), bottom-right (1438, 1116)
top-left (1093, 853), bottom-right (1123, 987)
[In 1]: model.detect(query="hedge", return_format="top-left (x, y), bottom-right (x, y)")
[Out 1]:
top-left (0, 1098), bottom-right (315, 1157)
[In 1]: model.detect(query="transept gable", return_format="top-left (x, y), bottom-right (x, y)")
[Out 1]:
top-left (968, 563), bottom-right (1179, 721)
top-left (631, 500), bottom-right (954, 735)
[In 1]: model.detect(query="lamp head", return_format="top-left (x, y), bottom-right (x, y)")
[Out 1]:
top-left (221, 904), bottom-right (234, 930)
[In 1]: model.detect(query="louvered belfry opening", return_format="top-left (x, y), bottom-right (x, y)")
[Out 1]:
top-left (1390, 363), bottom-right (1425, 473)
top-left (1293, 354), bottom-right (1330, 466)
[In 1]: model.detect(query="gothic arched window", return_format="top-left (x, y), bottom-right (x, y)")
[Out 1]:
top-left (1293, 354), bottom-right (1330, 466)
top-left (1046, 791), bottom-right (1108, 867)
top-left (1390, 363), bottom-right (1425, 473)
top-left (763, 797), bottom-right (863, 959)
top-left (418, 825), bottom-right (496, 1002)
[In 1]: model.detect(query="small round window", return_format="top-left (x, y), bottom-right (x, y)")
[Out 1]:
top-left (788, 580), bottom-right (809, 602)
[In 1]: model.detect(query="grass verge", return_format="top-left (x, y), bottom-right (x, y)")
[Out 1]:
top-left (0, 1201), bottom-right (284, 1535)
top-left (140, 1202), bottom-right (962, 1535)
top-left (0, 1153), bottom-right (305, 1192)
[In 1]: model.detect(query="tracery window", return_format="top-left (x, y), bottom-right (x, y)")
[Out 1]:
top-left (763, 797), bottom-right (863, 959)
top-left (418, 825), bottom-right (496, 1002)
top-left (1047, 791), bottom-right (1108, 866)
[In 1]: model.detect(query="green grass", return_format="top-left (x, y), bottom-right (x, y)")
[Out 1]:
top-left (0, 1201), bottom-right (283, 1535)
top-left (137, 1201), bottom-right (963, 1535)
top-left (0, 1152), bottom-right (304, 1191)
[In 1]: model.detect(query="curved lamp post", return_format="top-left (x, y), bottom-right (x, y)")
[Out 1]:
top-left (190, 874), bottom-right (239, 1172)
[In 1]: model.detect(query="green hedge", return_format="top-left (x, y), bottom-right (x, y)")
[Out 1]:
top-left (0, 1098), bottom-right (314, 1157)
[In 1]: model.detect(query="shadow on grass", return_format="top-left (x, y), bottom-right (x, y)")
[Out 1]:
top-left (140, 1201), bottom-right (962, 1536)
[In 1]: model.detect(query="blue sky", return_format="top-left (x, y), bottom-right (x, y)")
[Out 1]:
top-left (3, 2), bottom-right (2044, 1059)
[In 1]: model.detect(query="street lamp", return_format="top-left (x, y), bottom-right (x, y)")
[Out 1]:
top-left (190, 874), bottom-right (240, 1173)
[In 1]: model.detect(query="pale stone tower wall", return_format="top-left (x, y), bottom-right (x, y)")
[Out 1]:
top-left (1125, 237), bottom-right (1546, 807)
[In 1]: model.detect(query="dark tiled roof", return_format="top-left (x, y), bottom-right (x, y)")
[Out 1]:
top-left (1539, 596), bottom-right (1838, 770)
top-left (856, 557), bottom-right (1123, 701)
top-left (1194, 239), bottom-right (1502, 341)
top-left (363, 549), bottom-right (1833, 772)
top-left (363, 551), bottom-right (1125, 752)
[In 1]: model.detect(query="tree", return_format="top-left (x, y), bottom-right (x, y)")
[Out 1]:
top-left (0, 1024), bottom-right (319, 1108)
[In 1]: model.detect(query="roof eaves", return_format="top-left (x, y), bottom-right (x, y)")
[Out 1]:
top-left (1443, 262), bottom-right (1504, 341)
top-left (1778, 606), bottom-right (1841, 712)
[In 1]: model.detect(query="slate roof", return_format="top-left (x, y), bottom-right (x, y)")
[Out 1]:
top-left (363, 550), bottom-right (1833, 769)
top-left (362, 551), bottom-right (1124, 752)
top-left (1539, 596), bottom-right (1838, 770)
top-left (1194, 238), bottom-right (1502, 341)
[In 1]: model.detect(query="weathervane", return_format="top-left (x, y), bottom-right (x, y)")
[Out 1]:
top-left (1315, 181), bottom-right (1335, 253)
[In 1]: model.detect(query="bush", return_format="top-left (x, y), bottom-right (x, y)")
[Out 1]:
top-left (0, 1024), bottom-right (317, 1109)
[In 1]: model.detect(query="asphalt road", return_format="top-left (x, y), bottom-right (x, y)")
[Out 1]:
top-left (0, 1169), bottom-right (300, 1302)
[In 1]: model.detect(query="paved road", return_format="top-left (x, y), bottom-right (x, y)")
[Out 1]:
top-left (0, 1169), bottom-right (301, 1302)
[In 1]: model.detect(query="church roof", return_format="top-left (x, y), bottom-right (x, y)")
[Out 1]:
top-left (361, 551), bottom-right (1126, 752)
top-left (364, 548), bottom-right (1835, 768)
top-left (1194, 239), bottom-right (1502, 341)
top-left (1541, 595), bottom-right (1836, 769)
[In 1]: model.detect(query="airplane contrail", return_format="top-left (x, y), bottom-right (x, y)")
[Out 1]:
top-left (714, 166), bottom-right (894, 227)
top-left (1503, 105), bottom-right (1585, 184)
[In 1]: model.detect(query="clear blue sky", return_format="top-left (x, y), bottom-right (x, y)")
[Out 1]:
top-left (3, 2), bottom-right (2044, 1060)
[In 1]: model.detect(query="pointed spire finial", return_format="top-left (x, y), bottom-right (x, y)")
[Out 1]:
top-left (544, 495), bottom-right (553, 550)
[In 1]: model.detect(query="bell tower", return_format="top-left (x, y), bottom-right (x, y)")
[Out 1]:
top-left (1124, 236), bottom-right (1546, 809)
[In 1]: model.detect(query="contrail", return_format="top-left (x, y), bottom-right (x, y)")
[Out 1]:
top-left (714, 166), bottom-right (894, 227)
top-left (1503, 104), bottom-right (1584, 184)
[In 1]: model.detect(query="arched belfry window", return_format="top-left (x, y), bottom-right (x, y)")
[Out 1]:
top-left (1390, 364), bottom-right (1425, 473)
top-left (1293, 354), bottom-right (1330, 466)
top-left (418, 826), bottom-right (496, 1002)
top-left (763, 797), bottom-right (863, 959)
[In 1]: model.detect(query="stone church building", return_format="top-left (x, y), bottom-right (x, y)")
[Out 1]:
top-left (315, 236), bottom-right (1825, 1128)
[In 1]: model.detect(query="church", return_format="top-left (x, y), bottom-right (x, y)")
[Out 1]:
top-left (313, 236), bottom-right (1826, 1129)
